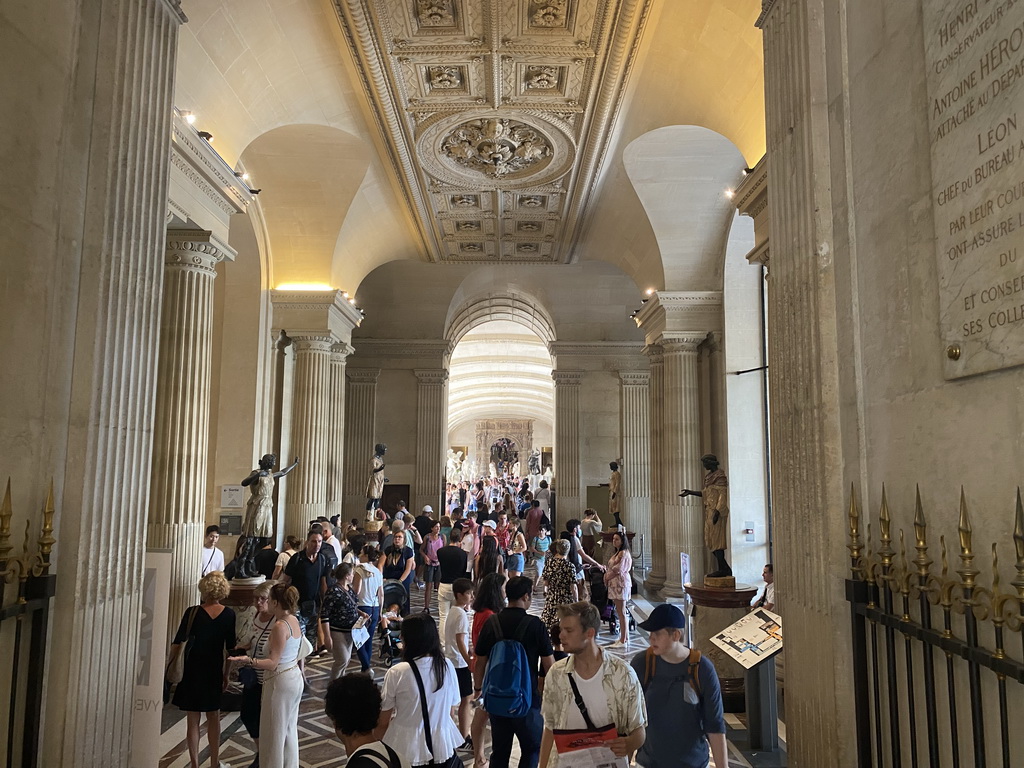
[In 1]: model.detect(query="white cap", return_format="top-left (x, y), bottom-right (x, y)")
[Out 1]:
top-left (422, 504), bottom-right (434, 513)
top-left (482, 519), bottom-right (497, 529)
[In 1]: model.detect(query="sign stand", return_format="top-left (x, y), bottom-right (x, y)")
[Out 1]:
top-left (745, 655), bottom-right (779, 751)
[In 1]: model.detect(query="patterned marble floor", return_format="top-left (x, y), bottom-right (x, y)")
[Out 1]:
top-left (159, 564), bottom-right (775, 767)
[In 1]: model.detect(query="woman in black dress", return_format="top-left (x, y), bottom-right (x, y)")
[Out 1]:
top-left (170, 571), bottom-right (236, 768)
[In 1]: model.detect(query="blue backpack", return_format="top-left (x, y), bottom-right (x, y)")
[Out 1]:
top-left (481, 614), bottom-right (533, 718)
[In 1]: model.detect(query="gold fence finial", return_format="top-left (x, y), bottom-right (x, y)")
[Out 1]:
top-left (38, 478), bottom-right (55, 571)
top-left (0, 478), bottom-right (12, 563)
top-left (847, 484), bottom-right (864, 576)
top-left (957, 487), bottom-right (979, 590)
top-left (878, 485), bottom-right (894, 566)
top-left (913, 485), bottom-right (932, 578)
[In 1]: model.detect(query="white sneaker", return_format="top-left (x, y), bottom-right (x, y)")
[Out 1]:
top-left (607, 640), bottom-right (626, 648)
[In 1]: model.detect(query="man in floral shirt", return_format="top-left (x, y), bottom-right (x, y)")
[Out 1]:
top-left (539, 602), bottom-right (647, 768)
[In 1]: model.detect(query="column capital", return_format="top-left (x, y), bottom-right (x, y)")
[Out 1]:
top-left (414, 368), bottom-right (449, 385)
top-left (755, 0), bottom-right (779, 28)
top-left (271, 289), bottom-right (364, 344)
top-left (331, 342), bottom-right (355, 361)
top-left (633, 291), bottom-right (722, 347)
top-left (552, 370), bottom-right (584, 386)
top-left (643, 344), bottom-right (663, 363)
top-left (290, 335), bottom-right (335, 353)
top-left (347, 368), bottom-right (380, 384)
top-left (618, 370), bottom-right (650, 385)
top-left (662, 334), bottom-right (707, 353)
top-left (165, 229), bottom-right (235, 273)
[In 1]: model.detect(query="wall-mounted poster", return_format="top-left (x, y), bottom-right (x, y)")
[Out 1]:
top-left (710, 608), bottom-right (783, 669)
top-left (221, 484), bottom-right (246, 509)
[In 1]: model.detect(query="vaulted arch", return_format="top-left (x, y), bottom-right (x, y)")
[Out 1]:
top-left (445, 291), bottom-right (557, 347)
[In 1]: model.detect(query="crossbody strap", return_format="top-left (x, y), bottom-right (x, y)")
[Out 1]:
top-left (566, 673), bottom-right (598, 731)
top-left (407, 660), bottom-right (436, 761)
top-left (350, 744), bottom-right (402, 768)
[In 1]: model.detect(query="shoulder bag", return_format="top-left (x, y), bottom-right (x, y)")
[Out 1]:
top-left (551, 671), bottom-right (618, 754)
top-left (166, 606), bottom-right (199, 684)
top-left (409, 660), bottom-right (464, 768)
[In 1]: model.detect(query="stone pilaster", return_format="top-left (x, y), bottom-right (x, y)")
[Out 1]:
top-left (619, 371), bottom-right (651, 567)
top-left (147, 230), bottom-right (232, 635)
top-left (706, 333), bottom-right (728, 464)
top-left (344, 368), bottom-right (380, 512)
top-left (552, 370), bottom-right (583, 523)
top-left (414, 369), bottom-right (449, 513)
top-left (661, 337), bottom-right (706, 595)
top-left (326, 343), bottom-right (353, 520)
top-left (644, 346), bottom-right (666, 590)
top-left (41, 1), bottom-right (187, 765)
top-left (286, 335), bottom-right (334, 534)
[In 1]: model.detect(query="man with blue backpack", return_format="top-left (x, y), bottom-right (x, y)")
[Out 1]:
top-left (474, 576), bottom-right (555, 768)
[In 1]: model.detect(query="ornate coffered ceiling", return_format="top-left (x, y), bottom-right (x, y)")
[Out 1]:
top-left (331, 0), bottom-right (654, 263)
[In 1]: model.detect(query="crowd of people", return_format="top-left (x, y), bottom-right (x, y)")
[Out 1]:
top-left (168, 470), bottom-right (762, 768)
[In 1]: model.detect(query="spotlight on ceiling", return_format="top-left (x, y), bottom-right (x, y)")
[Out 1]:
top-left (725, 188), bottom-right (735, 199)
top-left (742, 167), bottom-right (752, 175)
top-left (248, 188), bottom-right (261, 195)
top-left (645, 288), bottom-right (655, 296)
top-left (182, 111), bottom-right (196, 125)
top-left (197, 131), bottom-right (213, 142)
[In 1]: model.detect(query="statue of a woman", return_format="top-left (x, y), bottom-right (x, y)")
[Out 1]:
top-left (236, 454), bottom-right (299, 578)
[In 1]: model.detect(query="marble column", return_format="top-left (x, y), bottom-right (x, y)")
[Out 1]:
top-left (706, 332), bottom-right (728, 463)
top-left (285, 335), bottom-right (334, 536)
top-left (414, 369), bottom-right (449, 513)
top-left (552, 371), bottom-right (583, 524)
top-left (326, 343), bottom-right (352, 521)
top-left (147, 230), bottom-right (231, 635)
top-left (644, 346), bottom-right (666, 590)
top-left (618, 371), bottom-right (651, 567)
top-left (40, 1), bottom-right (187, 765)
top-left (344, 368), bottom-right (380, 512)
top-left (661, 337), bottom-right (706, 596)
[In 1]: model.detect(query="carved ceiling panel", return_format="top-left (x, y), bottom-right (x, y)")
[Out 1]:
top-left (332, 0), bottom-right (653, 263)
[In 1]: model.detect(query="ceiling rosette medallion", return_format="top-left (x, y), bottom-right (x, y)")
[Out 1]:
top-left (331, 0), bottom-right (654, 263)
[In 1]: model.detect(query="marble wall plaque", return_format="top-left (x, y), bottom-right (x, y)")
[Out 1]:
top-left (923, 0), bottom-right (1024, 378)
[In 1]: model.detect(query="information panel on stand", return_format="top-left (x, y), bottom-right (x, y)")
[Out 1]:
top-left (923, 0), bottom-right (1024, 378)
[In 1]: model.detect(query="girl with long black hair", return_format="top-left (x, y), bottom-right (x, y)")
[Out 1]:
top-left (379, 614), bottom-right (464, 768)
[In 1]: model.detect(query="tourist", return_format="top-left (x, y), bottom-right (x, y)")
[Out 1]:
top-left (444, 578), bottom-right (476, 747)
top-left (630, 604), bottom-right (729, 768)
top-left (320, 518), bottom-right (344, 563)
top-left (475, 535), bottom-right (505, 584)
top-left (201, 524), bottom-right (225, 576)
top-left (394, 499), bottom-right (410, 523)
top-left (580, 509), bottom-right (603, 558)
top-left (255, 537), bottom-right (279, 580)
top-left (752, 563), bottom-right (775, 611)
top-left (282, 529), bottom-right (329, 690)
top-left (380, 614), bottom-right (463, 768)
top-left (604, 531), bottom-right (633, 647)
top-left (494, 512), bottom-right (512, 555)
top-left (534, 480), bottom-right (551, 514)
top-left (531, 524), bottom-right (551, 593)
top-left (563, 519), bottom-right (605, 603)
top-left (506, 517), bottom-right (528, 577)
top-left (538, 602), bottom-right (647, 768)
top-left (321, 562), bottom-right (370, 680)
top-left (540, 539), bottom-right (577, 629)
top-left (421, 520), bottom-right (445, 614)
top-left (238, 581), bottom-right (274, 766)
top-left (379, 528), bottom-right (416, 613)
top-left (343, 533), bottom-right (367, 565)
top-left (381, 519), bottom-right (404, 553)
top-left (230, 583), bottom-right (304, 768)
top-left (272, 535), bottom-right (302, 581)
top-left (324, 673), bottom-right (409, 768)
top-left (437, 527), bottom-right (469, 639)
top-left (470, 573), bottom-right (506, 767)
top-left (474, 576), bottom-right (554, 768)
top-left (525, 499), bottom-right (544, 542)
top-left (440, 514), bottom-right (454, 541)
top-left (169, 571), bottom-right (236, 768)
top-left (353, 544), bottom-right (385, 672)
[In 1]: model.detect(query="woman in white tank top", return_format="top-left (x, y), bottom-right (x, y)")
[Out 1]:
top-left (231, 583), bottom-right (304, 768)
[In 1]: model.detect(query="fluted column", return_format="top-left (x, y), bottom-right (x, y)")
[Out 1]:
top-left (343, 368), bottom-right (380, 512)
top-left (37, 1), bottom-right (187, 765)
top-left (661, 337), bottom-right (706, 596)
top-left (619, 371), bottom-right (651, 566)
top-left (644, 347), bottom-right (666, 590)
top-left (326, 343), bottom-right (353, 520)
top-left (147, 230), bottom-right (231, 633)
top-left (414, 369), bottom-right (449, 513)
top-left (706, 332), bottom-right (728, 462)
top-left (552, 371), bottom-right (583, 524)
top-left (285, 335), bottom-right (334, 535)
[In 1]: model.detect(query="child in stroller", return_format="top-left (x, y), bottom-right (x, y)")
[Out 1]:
top-left (379, 578), bottom-right (409, 666)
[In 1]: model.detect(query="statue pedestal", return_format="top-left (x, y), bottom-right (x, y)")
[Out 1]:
top-left (684, 581), bottom-right (758, 713)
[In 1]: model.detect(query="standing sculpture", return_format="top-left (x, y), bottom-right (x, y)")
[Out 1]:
top-left (236, 454), bottom-right (300, 579)
top-left (679, 453), bottom-right (732, 578)
top-left (604, 460), bottom-right (623, 528)
top-left (527, 448), bottom-right (542, 476)
top-left (366, 443), bottom-right (388, 511)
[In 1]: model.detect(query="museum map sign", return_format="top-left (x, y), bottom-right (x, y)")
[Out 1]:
top-left (923, 0), bottom-right (1024, 377)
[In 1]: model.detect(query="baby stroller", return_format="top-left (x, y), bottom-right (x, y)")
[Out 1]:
top-left (588, 567), bottom-right (636, 635)
top-left (379, 579), bottom-right (409, 666)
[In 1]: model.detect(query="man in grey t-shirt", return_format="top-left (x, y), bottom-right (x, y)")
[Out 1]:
top-left (630, 604), bottom-right (729, 768)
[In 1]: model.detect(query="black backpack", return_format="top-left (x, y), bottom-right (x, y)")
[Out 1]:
top-left (347, 743), bottom-right (403, 768)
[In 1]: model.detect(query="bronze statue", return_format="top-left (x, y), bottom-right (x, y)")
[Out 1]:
top-left (601, 460), bottom-right (623, 528)
top-left (236, 453), bottom-right (299, 578)
top-left (679, 453), bottom-right (731, 578)
top-left (365, 443), bottom-right (388, 511)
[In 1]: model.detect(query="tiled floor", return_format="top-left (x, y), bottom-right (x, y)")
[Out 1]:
top-left (160, 564), bottom-right (785, 768)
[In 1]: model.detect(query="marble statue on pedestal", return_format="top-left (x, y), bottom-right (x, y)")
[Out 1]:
top-left (445, 449), bottom-right (463, 483)
top-left (527, 448), bottom-right (542, 476)
top-left (680, 453), bottom-right (732, 578)
top-left (366, 443), bottom-right (388, 511)
top-left (605, 460), bottom-right (622, 528)
top-left (236, 453), bottom-right (299, 578)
